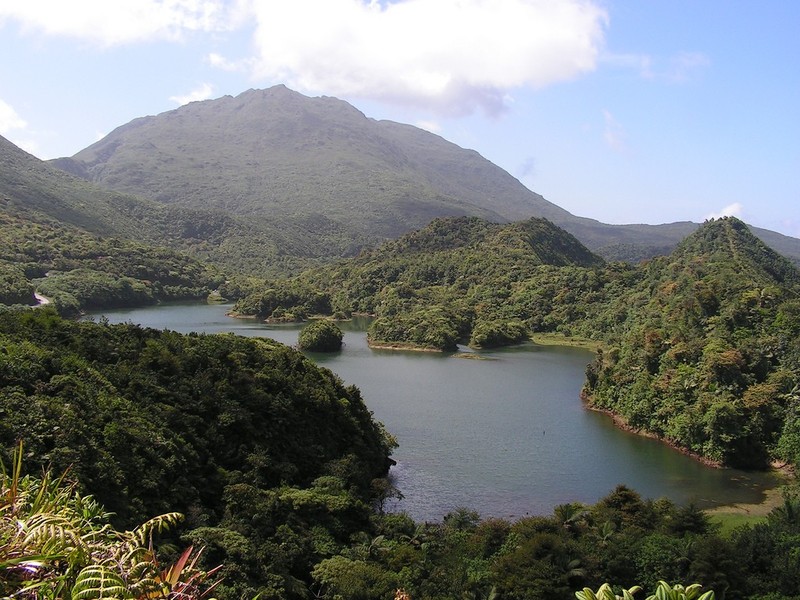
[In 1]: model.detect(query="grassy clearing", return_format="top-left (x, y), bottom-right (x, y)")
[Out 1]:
top-left (530, 333), bottom-right (603, 352)
top-left (705, 484), bottom-right (787, 536)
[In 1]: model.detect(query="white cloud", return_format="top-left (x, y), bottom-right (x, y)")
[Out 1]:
top-left (666, 51), bottom-right (710, 83)
top-left (602, 109), bottom-right (626, 152)
top-left (207, 52), bottom-right (247, 72)
top-left (0, 0), bottom-right (245, 46)
top-left (601, 52), bottom-right (653, 79)
top-left (0, 98), bottom-right (39, 154)
top-left (705, 202), bottom-right (743, 220)
top-left (517, 156), bottom-right (537, 179)
top-left (247, 0), bottom-right (607, 116)
top-left (0, 98), bottom-right (27, 133)
top-left (415, 120), bottom-right (441, 134)
top-left (170, 82), bottom-right (215, 105)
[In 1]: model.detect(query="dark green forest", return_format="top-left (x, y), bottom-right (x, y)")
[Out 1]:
top-left (3, 311), bottom-right (800, 600)
top-left (2, 172), bottom-right (800, 598)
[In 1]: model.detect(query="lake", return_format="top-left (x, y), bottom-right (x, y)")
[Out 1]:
top-left (85, 302), bottom-right (783, 522)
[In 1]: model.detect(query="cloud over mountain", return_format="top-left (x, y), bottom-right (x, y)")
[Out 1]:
top-left (247, 0), bottom-right (607, 115)
top-left (1, 0), bottom-right (606, 115)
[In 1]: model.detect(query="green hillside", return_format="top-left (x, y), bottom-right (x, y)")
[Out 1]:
top-left (583, 217), bottom-right (800, 468)
top-left (0, 136), bottom-right (226, 313)
top-left (233, 216), bottom-right (611, 350)
top-left (0, 308), bottom-right (395, 598)
top-left (240, 216), bottom-right (800, 470)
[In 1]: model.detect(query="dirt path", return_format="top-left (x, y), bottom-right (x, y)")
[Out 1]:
top-left (34, 292), bottom-right (51, 306)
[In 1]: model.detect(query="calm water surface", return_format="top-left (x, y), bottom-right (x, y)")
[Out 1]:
top-left (86, 302), bottom-right (782, 521)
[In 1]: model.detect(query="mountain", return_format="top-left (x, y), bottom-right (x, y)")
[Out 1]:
top-left (51, 85), bottom-right (800, 265)
top-left (0, 133), bottom-right (345, 282)
top-left (53, 86), bottom-right (567, 233)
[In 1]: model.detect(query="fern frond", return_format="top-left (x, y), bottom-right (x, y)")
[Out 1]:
top-left (132, 513), bottom-right (183, 547)
top-left (72, 564), bottom-right (130, 600)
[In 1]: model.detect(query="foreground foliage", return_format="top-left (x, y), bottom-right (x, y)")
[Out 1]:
top-left (0, 445), bottom-right (220, 600)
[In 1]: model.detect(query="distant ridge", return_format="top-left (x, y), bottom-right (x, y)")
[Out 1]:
top-left (51, 85), bottom-right (800, 265)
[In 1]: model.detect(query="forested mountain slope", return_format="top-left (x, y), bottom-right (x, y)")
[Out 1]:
top-left (583, 217), bottom-right (800, 468)
top-left (232, 216), bottom-right (614, 350)
top-left (54, 86), bottom-right (567, 237)
top-left (0, 135), bottom-right (224, 311)
top-left (51, 85), bottom-right (800, 265)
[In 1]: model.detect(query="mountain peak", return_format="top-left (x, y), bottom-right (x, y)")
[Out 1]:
top-left (674, 216), bottom-right (800, 287)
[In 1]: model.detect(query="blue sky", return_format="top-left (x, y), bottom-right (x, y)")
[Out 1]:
top-left (1, 0), bottom-right (798, 237)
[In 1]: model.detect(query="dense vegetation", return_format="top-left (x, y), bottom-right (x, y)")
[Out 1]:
top-left (0, 309), bottom-right (394, 598)
top-left (5, 402), bottom-right (800, 600)
top-left (0, 219), bottom-right (800, 600)
top-left (584, 218), bottom-right (800, 468)
top-left (0, 212), bottom-right (222, 315)
top-left (298, 320), bottom-right (344, 352)
top-left (3, 104), bottom-right (800, 598)
top-left (1, 444), bottom-right (221, 600)
top-left (235, 217), bottom-right (800, 471)
top-left (234, 217), bottom-right (608, 351)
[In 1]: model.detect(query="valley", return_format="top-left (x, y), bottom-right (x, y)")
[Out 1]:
top-left (2, 85), bottom-right (800, 599)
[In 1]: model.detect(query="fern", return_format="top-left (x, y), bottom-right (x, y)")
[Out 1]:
top-left (72, 564), bottom-right (130, 600)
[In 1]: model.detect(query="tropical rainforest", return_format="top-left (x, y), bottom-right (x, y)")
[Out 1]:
top-left (3, 197), bottom-right (800, 599)
top-left (2, 86), bottom-right (800, 598)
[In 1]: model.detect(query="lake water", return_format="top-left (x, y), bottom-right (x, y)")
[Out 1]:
top-left (85, 302), bottom-right (783, 522)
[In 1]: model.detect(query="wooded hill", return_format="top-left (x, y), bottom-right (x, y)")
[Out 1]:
top-left (51, 85), bottom-right (800, 267)
top-left (0, 134), bottom-right (221, 311)
top-left (584, 217), bottom-right (800, 469)
top-left (235, 216), bottom-right (800, 470)
top-left (0, 308), bottom-right (396, 598)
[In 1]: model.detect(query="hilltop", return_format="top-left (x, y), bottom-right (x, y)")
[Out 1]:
top-left (232, 216), bottom-right (606, 350)
top-left (584, 217), bottom-right (800, 468)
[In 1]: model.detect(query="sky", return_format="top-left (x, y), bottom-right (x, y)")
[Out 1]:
top-left (0, 0), bottom-right (798, 238)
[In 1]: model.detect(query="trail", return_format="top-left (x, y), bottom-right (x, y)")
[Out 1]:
top-left (34, 292), bottom-right (52, 306)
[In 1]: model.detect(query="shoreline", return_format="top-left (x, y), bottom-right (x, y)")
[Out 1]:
top-left (583, 396), bottom-right (795, 517)
top-left (530, 332), bottom-right (603, 352)
top-left (367, 340), bottom-right (445, 352)
top-left (706, 482), bottom-right (788, 518)
top-left (582, 395), bottom-right (724, 467)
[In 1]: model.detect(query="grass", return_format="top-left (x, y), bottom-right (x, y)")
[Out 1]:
top-left (708, 511), bottom-right (767, 536)
top-left (705, 483), bottom-right (787, 536)
top-left (530, 332), bottom-right (603, 352)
